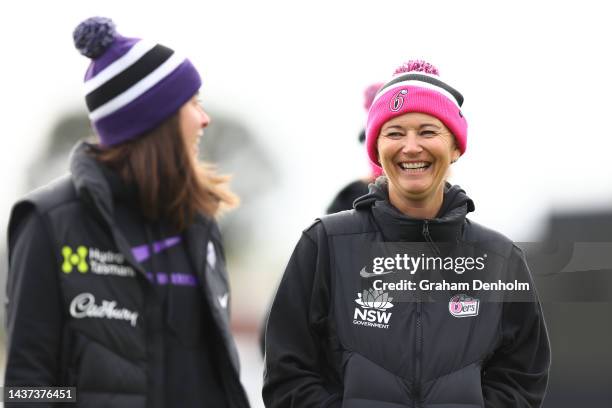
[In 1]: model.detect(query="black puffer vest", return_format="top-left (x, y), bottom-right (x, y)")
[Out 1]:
top-left (7, 143), bottom-right (249, 407)
top-left (319, 182), bottom-right (517, 408)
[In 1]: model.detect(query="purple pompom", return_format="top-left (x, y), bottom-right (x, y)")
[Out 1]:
top-left (73, 17), bottom-right (117, 58)
top-left (394, 60), bottom-right (440, 76)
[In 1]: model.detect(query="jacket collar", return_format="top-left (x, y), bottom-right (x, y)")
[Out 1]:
top-left (354, 176), bottom-right (475, 243)
top-left (68, 141), bottom-right (214, 278)
top-left (69, 141), bottom-right (114, 220)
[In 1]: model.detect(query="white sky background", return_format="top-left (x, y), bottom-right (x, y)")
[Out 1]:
top-left (1, 0), bottom-right (612, 255)
top-left (2, 2), bottom-right (612, 404)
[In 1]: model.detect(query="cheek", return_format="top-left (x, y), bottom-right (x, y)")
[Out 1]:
top-left (178, 110), bottom-right (189, 133)
top-left (376, 140), bottom-right (392, 163)
top-left (431, 139), bottom-right (453, 161)
top-left (183, 113), bottom-right (199, 136)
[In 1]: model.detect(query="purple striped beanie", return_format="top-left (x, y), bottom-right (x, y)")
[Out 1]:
top-left (73, 17), bottom-right (202, 146)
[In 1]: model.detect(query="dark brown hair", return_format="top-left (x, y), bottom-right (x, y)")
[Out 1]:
top-left (90, 113), bottom-right (238, 232)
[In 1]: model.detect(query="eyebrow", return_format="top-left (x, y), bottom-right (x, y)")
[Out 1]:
top-left (382, 123), bottom-right (441, 131)
top-left (382, 125), bottom-right (403, 131)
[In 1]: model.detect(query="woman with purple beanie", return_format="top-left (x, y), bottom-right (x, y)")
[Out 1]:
top-left (5, 17), bottom-right (250, 407)
top-left (264, 60), bottom-right (550, 407)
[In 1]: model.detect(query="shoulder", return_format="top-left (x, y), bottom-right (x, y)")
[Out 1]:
top-left (17, 174), bottom-right (78, 213)
top-left (295, 209), bottom-right (377, 252)
top-left (316, 209), bottom-right (376, 237)
top-left (463, 218), bottom-right (517, 259)
top-left (8, 175), bottom-right (79, 242)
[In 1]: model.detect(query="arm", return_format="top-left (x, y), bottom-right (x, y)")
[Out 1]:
top-left (263, 222), bottom-right (342, 408)
top-left (482, 245), bottom-right (550, 408)
top-left (5, 211), bottom-right (65, 399)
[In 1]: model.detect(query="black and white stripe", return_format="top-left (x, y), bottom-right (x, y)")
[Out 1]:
top-left (374, 72), bottom-right (464, 107)
top-left (84, 40), bottom-right (185, 121)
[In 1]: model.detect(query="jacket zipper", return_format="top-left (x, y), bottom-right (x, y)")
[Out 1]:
top-left (422, 220), bottom-right (441, 256)
top-left (413, 221), bottom-right (434, 407)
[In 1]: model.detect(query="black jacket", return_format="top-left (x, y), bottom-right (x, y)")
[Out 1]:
top-left (263, 178), bottom-right (550, 408)
top-left (258, 180), bottom-right (371, 356)
top-left (325, 180), bottom-right (370, 215)
top-left (5, 142), bottom-right (250, 408)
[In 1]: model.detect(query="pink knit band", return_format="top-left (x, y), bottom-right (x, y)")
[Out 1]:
top-left (366, 77), bottom-right (467, 169)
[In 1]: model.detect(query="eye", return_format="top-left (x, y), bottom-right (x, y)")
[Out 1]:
top-left (384, 132), bottom-right (403, 139)
top-left (420, 130), bottom-right (438, 137)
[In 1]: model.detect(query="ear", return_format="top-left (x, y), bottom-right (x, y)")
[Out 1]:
top-left (451, 148), bottom-right (460, 164)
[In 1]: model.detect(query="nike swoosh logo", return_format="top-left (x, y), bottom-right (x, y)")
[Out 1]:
top-left (359, 267), bottom-right (395, 278)
top-left (218, 293), bottom-right (228, 309)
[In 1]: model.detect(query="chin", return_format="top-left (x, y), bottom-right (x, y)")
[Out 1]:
top-left (398, 182), bottom-right (430, 196)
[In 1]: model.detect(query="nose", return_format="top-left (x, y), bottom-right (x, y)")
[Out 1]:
top-left (200, 108), bottom-right (210, 128)
top-left (401, 132), bottom-right (423, 155)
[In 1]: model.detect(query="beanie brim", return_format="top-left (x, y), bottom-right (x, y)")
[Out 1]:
top-left (94, 59), bottom-right (201, 146)
top-left (365, 85), bottom-right (467, 169)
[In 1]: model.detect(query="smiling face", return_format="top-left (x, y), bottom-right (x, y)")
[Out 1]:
top-left (179, 94), bottom-right (210, 159)
top-left (377, 112), bottom-right (460, 214)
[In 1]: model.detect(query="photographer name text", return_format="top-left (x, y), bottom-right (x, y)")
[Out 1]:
top-left (373, 279), bottom-right (530, 292)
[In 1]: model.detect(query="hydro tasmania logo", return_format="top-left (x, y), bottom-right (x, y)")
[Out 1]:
top-left (61, 245), bottom-right (136, 278)
top-left (449, 294), bottom-right (480, 318)
top-left (62, 246), bottom-right (89, 273)
top-left (353, 288), bottom-right (394, 329)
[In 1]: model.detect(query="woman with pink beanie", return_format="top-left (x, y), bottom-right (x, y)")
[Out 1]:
top-left (264, 60), bottom-right (550, 407)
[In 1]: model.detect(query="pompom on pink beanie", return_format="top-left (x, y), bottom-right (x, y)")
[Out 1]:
top-left (365, 60), bottom-right (467, 170)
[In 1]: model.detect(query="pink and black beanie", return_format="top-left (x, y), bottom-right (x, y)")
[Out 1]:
top-left (73, 17), bottom-right (202, 146)
top-left (365, 60), bottom-right (467, 169)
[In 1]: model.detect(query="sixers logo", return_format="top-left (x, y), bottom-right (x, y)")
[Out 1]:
top-left (389, 89), bottom-right (408, 112)
top-left (449, 294), bottom-right (480, 318)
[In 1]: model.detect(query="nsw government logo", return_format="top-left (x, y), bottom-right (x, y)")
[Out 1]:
top-left (352, 288), bottom-right (394, 329)
top-left (449, 294), bottom-right (480, 318)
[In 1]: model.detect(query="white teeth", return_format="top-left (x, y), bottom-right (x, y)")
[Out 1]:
top-left (399, 162), bottom-right (429, 170)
